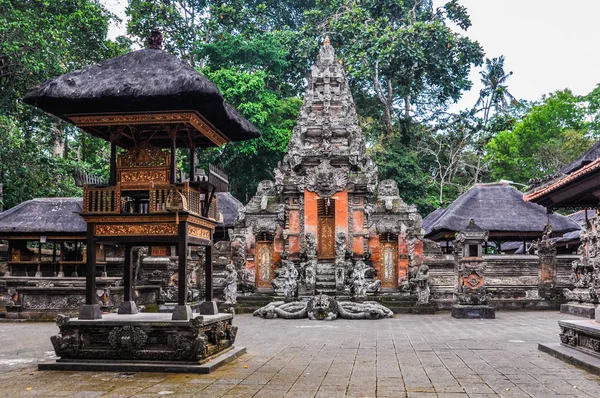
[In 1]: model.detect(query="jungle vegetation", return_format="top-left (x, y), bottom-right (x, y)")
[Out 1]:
top-left (1, 0), bottom-right (599, 216)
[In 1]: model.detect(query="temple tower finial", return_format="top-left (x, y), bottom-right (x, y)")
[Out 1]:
top-left (323, 35), bottom-right (330, 46)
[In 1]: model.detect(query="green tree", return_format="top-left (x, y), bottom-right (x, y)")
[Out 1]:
top-left (0, 0), bottom-right (129, 209)
top-left (302, 0), bottom-right (484, 138)
top-left (486, 89), bottom-right (595, 183)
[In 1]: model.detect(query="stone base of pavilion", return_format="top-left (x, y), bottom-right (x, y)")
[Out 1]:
top-left (451, 304), bottom-right (495, 319)
top-left (539, 317), bottom-right (600, 376)
top-left (39, 311), bottom-right (244, 374)
top-left (561, 303), bottom-right (597, 319)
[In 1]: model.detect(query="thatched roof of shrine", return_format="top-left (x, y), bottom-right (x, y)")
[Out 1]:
top-left (216, 192), bottom-right (243, 229)
top-left (0, 198), bottom-right (86, 235)
top-left (425, 183), bottom-right (580, 241)
top-left (23, 48), bottom-right (259, 144)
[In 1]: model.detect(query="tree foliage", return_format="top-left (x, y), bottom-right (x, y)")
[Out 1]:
top-left (486, 89), bottom-right (597, 183)
top-left (0, 0), bottom-right (129, 209)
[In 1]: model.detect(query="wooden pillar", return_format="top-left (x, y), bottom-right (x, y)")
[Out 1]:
top-left (79, 224), bottom-right (101, 319)
top-left (170, 135), bottom-right (177, 184)
top-left (109, 140), bottom-right (117, 186)
top-left (85, 225), bottom-right (96, 305)
top-left (189, 145), bottom-right (196, 182)
top-left (123, 245), bottom-right (133, 302)
top-left (117, 244), bottom-right (138, 314)
top-left (205, 244), bottom-right (213, 302)
top-left (178, 221), bottom-right (189, 305)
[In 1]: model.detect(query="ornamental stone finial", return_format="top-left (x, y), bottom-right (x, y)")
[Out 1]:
top-left (148, 28), bottom-right (163, 50)
top-left (324, 35), bottom-right (330, 45)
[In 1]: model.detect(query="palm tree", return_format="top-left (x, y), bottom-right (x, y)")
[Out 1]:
top-left (476, 56), bottom-right (519, 124)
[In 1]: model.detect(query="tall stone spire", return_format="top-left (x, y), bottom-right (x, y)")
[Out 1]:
top-left (282, 37), bottom-right (376, 192)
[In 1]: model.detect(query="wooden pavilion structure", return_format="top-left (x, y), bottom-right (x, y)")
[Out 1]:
top-left (24, 30), bottom-right (258, 371)
top-left (24, 30), bottom-right (259, 321)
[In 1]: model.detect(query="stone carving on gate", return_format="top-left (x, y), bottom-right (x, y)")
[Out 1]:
top-left (563, 214), bottom-right (600, 304)
top-left (306, 159), bottom-right (349, 197)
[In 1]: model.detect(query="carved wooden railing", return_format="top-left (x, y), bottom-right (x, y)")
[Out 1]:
top-left (83, 182), bottom-right (219, 221)
top-left (150, 182), bottom-right (202, 215)
top-left (83, 184), bottom-right (121, 214)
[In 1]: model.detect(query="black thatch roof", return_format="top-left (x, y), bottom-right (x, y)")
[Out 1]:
top-left (422, 208), bottom-right (445, 235)
top-left (425, 183), bottom-right (580, 240)
top-left (560, 140), bottom-right (600, 175)
top-left (216, 192), bottom-right (243, 229)
top-left (23, 48), bottom-right (259, 143)
top-left (0, 198), bottom-right (86, 235)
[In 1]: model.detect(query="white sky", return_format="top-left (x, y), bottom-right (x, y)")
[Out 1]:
top-left (101, 0), bottom-right (600, 110)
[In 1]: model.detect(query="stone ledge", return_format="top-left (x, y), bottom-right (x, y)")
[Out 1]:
top-left (561, 303), bottom-right (597, 319)
top-left (539, 343), bottom-right (600, 376)
top-left (38, 346), bottom-right (246, 374)
top-left (451, 305), bottom-right (495, 319)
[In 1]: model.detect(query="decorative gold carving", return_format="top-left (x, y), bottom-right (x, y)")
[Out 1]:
top-left (187, 225), bottom-right (211, 240)
top-left (256, 242), bottom-right (274, 289)
top-left (186, 216), bottom-right (217, 229)
top-left (68, 112), bottom-right (229, 146)
top-left (83, 214), bottom-right (216, 228)
top-left (120, 170), bottom-right (169, 184)
top-left (95, 224), bottom-right (178, 236)
top-left (119, 145), bottom-right (169, 168)
top-left (380, 241), bottom-right (398, 288)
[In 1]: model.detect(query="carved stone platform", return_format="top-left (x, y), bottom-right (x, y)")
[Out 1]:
top-left (451, 305), bottom-right (495, 319)
top-left (561, 303), bottom-right (597, 319)
top-left (538, 318), bottom-right (600, 375)
top-left (40, 312), bottom-right (241, 373)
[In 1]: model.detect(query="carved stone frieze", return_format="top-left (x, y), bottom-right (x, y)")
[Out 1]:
top-left (305, 159), bottom-right (349, 197)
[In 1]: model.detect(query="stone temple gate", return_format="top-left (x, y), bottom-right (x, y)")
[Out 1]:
top-left (231, 38), bottom-right (424, 296)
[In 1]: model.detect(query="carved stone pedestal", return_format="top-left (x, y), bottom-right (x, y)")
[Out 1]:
top-left (40, 312), bottom-right (243, 373)
top-left (539, 318), bottom-right (600, 375)
top-left (451, 304), bottom-right (495, 319)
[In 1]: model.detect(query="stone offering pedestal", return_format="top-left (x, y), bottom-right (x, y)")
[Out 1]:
top-left (539, 312), bottom-right (600, 375)
top-left (39, 312), bottom-right (244, 374)
top-left (451, 304), bottom-right (495, 319)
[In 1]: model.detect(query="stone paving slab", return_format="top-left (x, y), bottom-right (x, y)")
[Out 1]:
top-left (0, 311), bottom-right (599, 397)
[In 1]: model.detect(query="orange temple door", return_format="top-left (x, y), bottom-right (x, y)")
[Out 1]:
top-left (255, 233), bottom-right (274, 289)
top-left (317, 198), bottom-right (336, 259)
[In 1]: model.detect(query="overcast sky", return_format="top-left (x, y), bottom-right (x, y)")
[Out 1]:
top-left (101, 0), bottom-right (600, 110)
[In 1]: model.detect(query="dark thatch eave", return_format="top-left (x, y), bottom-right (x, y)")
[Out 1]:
top-left (560, 140), bottom-right (600, 175)
top-left (0, 198), bottom-right (86, 235)
top-left (423, 208), bottom-right (446, 235)
top-left (216, 192), bottom-right (243, 229)
top-left (23, 48), bottom-right (259, 143)
top-left (425, 183), bottom-right (580, 241)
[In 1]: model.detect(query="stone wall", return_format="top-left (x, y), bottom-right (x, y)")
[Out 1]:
top-left (423, 254), bottom-right (574, 310)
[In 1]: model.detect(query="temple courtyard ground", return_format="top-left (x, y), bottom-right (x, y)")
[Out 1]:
top-left (0, 312), bottom-right (599, 397)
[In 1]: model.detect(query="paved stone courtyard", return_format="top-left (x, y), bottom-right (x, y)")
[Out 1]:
top-left (0, 311), bottom-right (599, 397)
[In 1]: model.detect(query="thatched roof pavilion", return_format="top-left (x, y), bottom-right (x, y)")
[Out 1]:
top-left (0, 198), bottom-right (85, 237)
top-left (23, 44), bottom-right (259, 148)
top-left (425, 182), bottom-right (579, 241)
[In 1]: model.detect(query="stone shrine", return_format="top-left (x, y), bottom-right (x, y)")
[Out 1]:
top-left (232, 38), bottom-right (424, 298)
